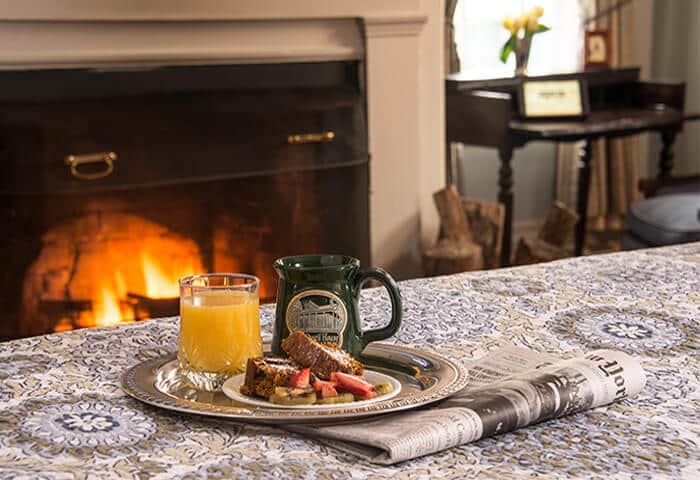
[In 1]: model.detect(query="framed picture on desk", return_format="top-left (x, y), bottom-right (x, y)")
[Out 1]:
top-left (517, 79), bottom-right (590, 119)
top-left (584, 30), bottom-right (611, 69)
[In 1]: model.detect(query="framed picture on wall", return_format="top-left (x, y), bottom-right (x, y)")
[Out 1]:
top-left (584, 30), bottom-right (611, 69)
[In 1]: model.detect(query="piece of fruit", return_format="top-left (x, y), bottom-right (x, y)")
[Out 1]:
top-left (316, 393), bottom-right (355, 405)
top-left (269, 392), bottom-right (316, 406)
top-left (269, 386), bottom-right (315, 405)
top-left (320, 383), bottom-right (338, 398)
top-left (273, 386), bottom-right (314, 397)
top-left (331, 372), bottom-right (375, 397)
top-left (374, 382), bottom-right (393, 397)
top-left (353, 390), bottom-right (375, 400)
top-left (288, 368), bottom-right (311, 388)
top-left (312, 380), bottom-right (338, 393)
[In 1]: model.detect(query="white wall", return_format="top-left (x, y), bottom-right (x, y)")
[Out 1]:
top-left (457, 143), bottom-right (557, 225)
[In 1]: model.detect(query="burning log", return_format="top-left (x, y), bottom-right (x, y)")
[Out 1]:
top-left (127, 293), bottom-right (180, 320)
top-left (38, 299), bottom-right (93, 315)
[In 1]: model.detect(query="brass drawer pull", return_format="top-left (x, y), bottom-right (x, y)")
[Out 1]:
top-left (64, 152), bottom-right (117, 180)
top-left (287, 131), bottom-right (335, 144)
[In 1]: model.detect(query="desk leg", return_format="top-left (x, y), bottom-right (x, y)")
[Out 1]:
top-left (658, 129), bottom-right (677, 179)
top-left (498, 145), bottom-right (514, 266)
top-left (446, 141), bottom-right (458, 186)
top-left (574, 141), bottom-right (593, 256)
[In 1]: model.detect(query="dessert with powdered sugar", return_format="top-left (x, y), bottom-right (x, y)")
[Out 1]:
top-left (240, 331), bottom-right (390, 406)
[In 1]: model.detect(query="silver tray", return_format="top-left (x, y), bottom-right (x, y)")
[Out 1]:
top-left (121, 343), bottom-right (468, 424)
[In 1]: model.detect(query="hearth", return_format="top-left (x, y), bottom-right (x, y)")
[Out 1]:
top-left (0, 62), bottom-right (369, 340)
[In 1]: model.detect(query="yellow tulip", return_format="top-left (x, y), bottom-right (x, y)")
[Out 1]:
top-left (527, 16), bottom-right (539, 32)
top-left (532, 6), bottom-right (544, 18)
top-left (519, 12), bottom-right (530, 29)
top-left (502, 15), bottom-right (515, 32)
top-left (513, 16), bottom-right (524, 32)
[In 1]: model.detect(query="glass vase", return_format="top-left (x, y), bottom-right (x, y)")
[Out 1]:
top-left (515, 35), bottom-right (532, 76)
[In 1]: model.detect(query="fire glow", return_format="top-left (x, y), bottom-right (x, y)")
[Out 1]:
top-left (93, 287), bottom-right (127, 327)
top-left (80, 251), bottom-right (201, 329)
top-left (21, 213), bottom-right (205, 333)
top-left (143, 252), bottom-right (193, 299)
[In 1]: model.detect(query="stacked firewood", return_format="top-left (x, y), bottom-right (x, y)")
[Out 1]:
top-left (423, 185), bottom-right (504, 276)
top-left (513, 201), bottom-right (579, 266)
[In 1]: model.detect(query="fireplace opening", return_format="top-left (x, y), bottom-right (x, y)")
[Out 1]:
top-left (1, 62), bottom-right (369, 340)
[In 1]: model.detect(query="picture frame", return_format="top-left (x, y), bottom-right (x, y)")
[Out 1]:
top-left (584, 30), bottom-right (611, 69)
top-left (517, 79), bottom-right (590, 120)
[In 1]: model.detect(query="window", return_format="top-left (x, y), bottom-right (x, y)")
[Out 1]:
top-left (453, 0), bottom-right (588, 79)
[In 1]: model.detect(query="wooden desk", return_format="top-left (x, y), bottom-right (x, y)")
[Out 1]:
top-left (446, 68), bottom-right (699, 265)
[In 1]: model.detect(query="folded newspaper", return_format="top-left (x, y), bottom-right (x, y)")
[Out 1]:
top-left (287, 346), bottom-right (646, 465)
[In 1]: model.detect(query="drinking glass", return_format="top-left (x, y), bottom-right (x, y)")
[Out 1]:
top-left (178, 273), bottom-right (262, 391)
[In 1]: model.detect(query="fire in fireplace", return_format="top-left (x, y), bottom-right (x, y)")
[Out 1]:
top-left (23, 212), bottom-right (204, 333)
top-left (0, 62), bottom-right (369, 340)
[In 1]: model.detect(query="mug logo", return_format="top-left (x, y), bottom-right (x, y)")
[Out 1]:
top-left (286, 289), bottom-right (348, 345)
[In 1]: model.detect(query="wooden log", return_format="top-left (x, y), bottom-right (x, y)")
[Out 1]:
top-left (462, 197), bottom-right (505, 269)
top-left (422, 239), bottom-right (484, 276)
top-left (433, 185), bottom-right (472, 245)
top-left (538, 200), bottom-right (580, 247)
top-left (513, 236), bottom-right (570, 266)
top-left (127, 293), bottom-right (179, 320)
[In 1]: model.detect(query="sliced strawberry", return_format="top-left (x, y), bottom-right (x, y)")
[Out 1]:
top-left (320, 383), bottom-right (339, 398)
top-left (288, 368), bottom-right (311, 389)
top-left (331, 372), bottom-right (375, 397)
top-left (312, 379), bottom-right (338, 393)
top-left (354, 390), bottom-right (375, 400)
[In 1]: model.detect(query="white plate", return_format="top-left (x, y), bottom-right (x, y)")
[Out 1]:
top-left (222, 369), bottom-right (402, 409)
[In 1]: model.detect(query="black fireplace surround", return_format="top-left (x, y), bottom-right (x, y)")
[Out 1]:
top-left (0, 61), bottom-right (370, 339)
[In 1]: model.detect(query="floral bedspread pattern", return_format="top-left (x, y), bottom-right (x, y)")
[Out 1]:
top-left (1, 244), bottom-right (698, 479)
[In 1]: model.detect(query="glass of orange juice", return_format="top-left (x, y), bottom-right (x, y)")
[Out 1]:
top-left (178, 273), bottom-right (262, 391)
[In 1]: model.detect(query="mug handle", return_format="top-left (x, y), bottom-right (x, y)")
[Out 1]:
top-left (353, 267), bottom-right (402, 350)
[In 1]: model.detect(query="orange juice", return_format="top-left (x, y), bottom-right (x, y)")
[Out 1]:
top-left (178, 290), bottom-right (262, 376)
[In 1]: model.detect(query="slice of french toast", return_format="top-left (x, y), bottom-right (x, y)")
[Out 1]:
top-left (281, 330), bottom-right (363, 380)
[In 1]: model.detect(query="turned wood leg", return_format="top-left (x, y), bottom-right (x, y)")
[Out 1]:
top-left (574, 140), bottom-right (593, 256)
top-left (658, 129), bottom-right (678, 180)
top-left (498, 145), bottom-right (514, 266)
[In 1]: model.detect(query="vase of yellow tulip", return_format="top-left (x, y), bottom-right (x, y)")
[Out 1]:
top-left (500, 6), bottom-right (550, 76)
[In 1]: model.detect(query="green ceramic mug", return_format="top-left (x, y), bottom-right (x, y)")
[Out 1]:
top-left (272, 255), bottom-right (402, 358)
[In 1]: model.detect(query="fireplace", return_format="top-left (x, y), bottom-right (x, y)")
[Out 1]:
top-left (0, 61), bottom-right (369, 340)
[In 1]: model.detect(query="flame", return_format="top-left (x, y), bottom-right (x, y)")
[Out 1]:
top-left (93, 287), bottom-right (122, 327)
top-left (70, 280), bottom-right (135, 330)
top-left (142, 252), bottom-right (189, 298)
top-left (114, 270), bottom-right (128, 299)
top-left (39, 214), bottom-right (204, 333)
top-left (53, 318), bottom-right (74, 333)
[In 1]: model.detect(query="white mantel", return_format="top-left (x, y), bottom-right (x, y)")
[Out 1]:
top-left (0, 0), bottom-right (445, 278)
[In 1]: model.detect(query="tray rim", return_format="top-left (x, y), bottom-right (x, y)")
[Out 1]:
top-left (121, 343), bottom-right (469, 424)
